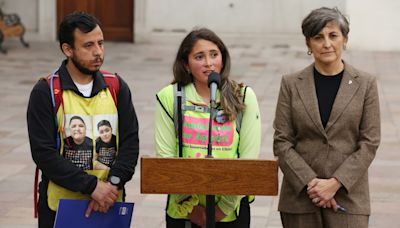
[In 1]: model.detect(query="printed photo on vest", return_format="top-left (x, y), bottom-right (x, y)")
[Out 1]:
top-left (94, 114), bottom-right (118, 170)
top-left (63, 115), bottom-right (93, 170)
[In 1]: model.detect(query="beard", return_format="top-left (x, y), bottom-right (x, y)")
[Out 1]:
top-left (71, 55), bottom-right (103, 75)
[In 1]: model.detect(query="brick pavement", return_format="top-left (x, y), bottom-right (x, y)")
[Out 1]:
top-left (0, 40), bottom-right (399, 227)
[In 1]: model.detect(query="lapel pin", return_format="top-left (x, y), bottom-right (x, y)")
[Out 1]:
top-left (348, 80), bottom-right (352, 85)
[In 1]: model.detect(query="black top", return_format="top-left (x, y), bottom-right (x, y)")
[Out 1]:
top-left (314, 67), bottom-right (343, 128)
top-left (27, 59), bottom-right (139, 196)
top-left (64, 136), bottom-right (94, 170)
top-left (96, 134), bottom-right (117, 167)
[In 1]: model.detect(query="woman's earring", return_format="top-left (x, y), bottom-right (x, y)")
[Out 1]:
top-left (187, 69), bottom-right (191, 75)
top-left (343, 44), bottom-right (347, 50)
top-left (307, 49), bottom-right (312, 55)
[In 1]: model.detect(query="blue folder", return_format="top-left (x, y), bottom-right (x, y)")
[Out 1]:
top-left (54, 199), bottom-right (134, 228)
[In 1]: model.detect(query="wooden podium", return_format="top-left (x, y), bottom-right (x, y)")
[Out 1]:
top-left (141, 156), bottom-right (278, 226)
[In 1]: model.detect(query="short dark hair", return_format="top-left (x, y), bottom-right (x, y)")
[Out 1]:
top-left (302, 7), bottom-right (349, 42)
top-left (97, 119), bottom-right (112, 130)
top-left (69, 116), bottom-right (85, 126)
top-left (58, 11), bottom-right (101, 51)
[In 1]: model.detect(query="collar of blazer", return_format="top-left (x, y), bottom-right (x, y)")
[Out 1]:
top-left (295, 61), bottom-right (360, 135)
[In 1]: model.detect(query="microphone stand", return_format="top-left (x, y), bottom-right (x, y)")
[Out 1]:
top-left (206, 99), bottom-right (216, 228)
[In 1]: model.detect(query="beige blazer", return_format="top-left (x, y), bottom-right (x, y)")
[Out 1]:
top-left (273, 63), bottom-right (380, 215)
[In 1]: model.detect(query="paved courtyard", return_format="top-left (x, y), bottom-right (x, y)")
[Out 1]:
top-left (0, 38), bottom-right (399, 227)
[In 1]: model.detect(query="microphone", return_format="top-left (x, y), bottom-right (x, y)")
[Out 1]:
top-left (206, 72), bottom-right (220, 227)
top-left (207, 72), bottom-right (221, 108)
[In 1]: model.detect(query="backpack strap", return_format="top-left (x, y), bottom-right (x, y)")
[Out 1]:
top-left (46, 70), bottom-right (64, 150)
top-left (173, 83), bottom-right (184, 158)
top-left (46, 70), bottom-right (63, 114)
top-left (185, 105), bottom-right (210, 113)
top-left (101, 71), bottom-right (120, 106)
top-left (34, 69), bottom-right (61, 218)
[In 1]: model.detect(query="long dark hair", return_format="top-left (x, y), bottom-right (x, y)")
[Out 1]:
top-left (172, 28), bottom-right (245, 120)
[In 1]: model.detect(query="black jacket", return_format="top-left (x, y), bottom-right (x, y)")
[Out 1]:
top-left (27, 60), bottom-right (139, 197)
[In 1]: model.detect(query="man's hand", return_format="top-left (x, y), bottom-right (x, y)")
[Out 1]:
top-left (188, 205), bottom-right (206, 227)
top-left (85, 181), bottom-right (118, 217)
top-left (85, 200), bottom-right (110, 217)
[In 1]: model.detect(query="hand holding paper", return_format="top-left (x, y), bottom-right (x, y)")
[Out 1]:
top-left (54, 199), bottom-right (134, 228)
top-left (86, 181), bottom-right (119, 217)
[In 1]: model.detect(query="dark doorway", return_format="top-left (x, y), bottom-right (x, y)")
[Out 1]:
top-left (57, 0), bottom-right (134, 42)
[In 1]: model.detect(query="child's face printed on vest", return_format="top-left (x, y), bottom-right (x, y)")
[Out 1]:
top-left (99, 125), bottom-right (112, 143)
top-left (70, 118), bottom-right (86, 144)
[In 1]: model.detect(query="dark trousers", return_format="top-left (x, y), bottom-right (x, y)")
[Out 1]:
top-left (280, 209), bottom-right (369, 228)
top-left (166, 197), bottom-right (250, 228)
top-left (37, 194), bottom-right (56, 228)
top-left (36, 178), bottom-right (127, 228)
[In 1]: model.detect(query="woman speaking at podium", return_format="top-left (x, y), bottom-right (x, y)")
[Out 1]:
top-left (154, 28), bottom-right (261, 228)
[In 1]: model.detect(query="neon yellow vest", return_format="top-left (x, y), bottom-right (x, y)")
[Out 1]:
top-left (165, 84), bottom-right (245, 222)
top-left (47, 86), bottom-right (123, 211)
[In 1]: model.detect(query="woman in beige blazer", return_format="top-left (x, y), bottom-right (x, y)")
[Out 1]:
top-left (273, 7), bottom-right (380, 228)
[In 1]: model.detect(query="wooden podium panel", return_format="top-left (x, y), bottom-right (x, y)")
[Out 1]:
top-left (141, 157), bottom-right (278, 196)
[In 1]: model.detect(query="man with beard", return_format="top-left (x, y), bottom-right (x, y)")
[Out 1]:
top-left (27, 12), bottom-right (139, 228)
